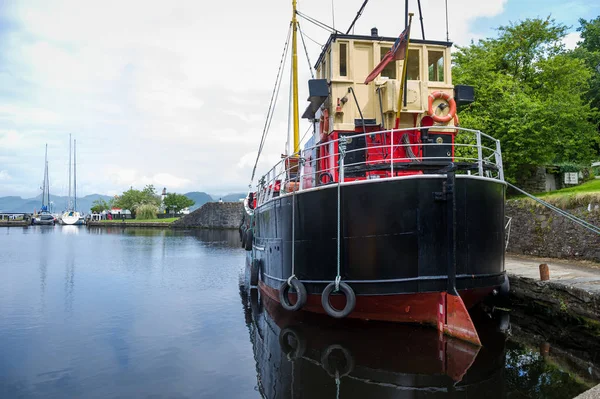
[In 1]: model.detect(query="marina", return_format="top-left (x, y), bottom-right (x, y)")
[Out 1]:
top-left (1, 226), bottom-right (599, 398)
top-left (1, 0), bottom-right (600, 397)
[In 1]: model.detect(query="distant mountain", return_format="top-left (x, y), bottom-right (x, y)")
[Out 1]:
top-left (0, 194), bottom-right (112, 214)
top-left (220, 193), bottom-right (246, 202)
top-left (183, 192), bottom-right (213, 211)
top-left (209, 193), bottom-right (246, 202)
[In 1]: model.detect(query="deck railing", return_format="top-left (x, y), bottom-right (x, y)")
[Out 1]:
top-left (254, 127), bottom-right (504, 207)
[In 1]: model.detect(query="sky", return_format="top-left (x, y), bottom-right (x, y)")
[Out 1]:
top-left (0, 0), bottom-right (598, 198)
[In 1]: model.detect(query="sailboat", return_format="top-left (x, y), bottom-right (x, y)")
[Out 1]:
top-left (241, 1), bottom-right (508, 346)
top-left (60, 135), bottom-right (84, 226)
top-left (32, 144), bottom-right (55, 225)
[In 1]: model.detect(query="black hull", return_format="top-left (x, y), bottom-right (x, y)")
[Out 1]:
top-left (253, 175), bottom-right (506, 296)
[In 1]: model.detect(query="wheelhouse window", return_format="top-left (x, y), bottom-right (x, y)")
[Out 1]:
top-left (339, 42), bottom-right (347, 77)
top-left (380, 47), bottom-right (396, 79)
top-left (428, 50), bottom-right (445, 82)
top-left (406, 49), bottom-right (420, 80)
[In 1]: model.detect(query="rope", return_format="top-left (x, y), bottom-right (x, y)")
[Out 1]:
top-left (290, 190), bottom-right (296, 286)
top-left (249, 24), bottom-right (293, 187)
top-left (297, 23), bottom-right (314, 79)
top-left (336, 137), bottom-right (348, 291)
top-left (506, 182), bottom-right (600, 235)
top-left (336, 373), bottom-right (341, 399)
top-left (505, 217), bottom-right (512, 250)
top-left (296, 10), bottom-right (342, 34)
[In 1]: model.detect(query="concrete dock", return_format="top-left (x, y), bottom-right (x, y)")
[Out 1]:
top-left (506, 254), bottom-right (600, 295)
top-left (507, 254), bottom-right (600, 398)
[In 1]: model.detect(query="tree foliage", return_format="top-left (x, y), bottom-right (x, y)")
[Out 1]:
top-left (113, 184), bottom-right (161, 215)
top-left (90, 198), bottom-right (111, 214)
top-left (163, 193), bottom-right (195, 214)
top-left (453, 17), bottom-right (599, 182)
top-left (136, 204), bottom-right (158, 220)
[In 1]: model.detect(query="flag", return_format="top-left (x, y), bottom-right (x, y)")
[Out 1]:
top-left (364, 25), bottom-right (410, 84)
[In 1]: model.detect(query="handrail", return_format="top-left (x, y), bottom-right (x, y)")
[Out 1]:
top-left (253, 127), bottom-right (504, 207)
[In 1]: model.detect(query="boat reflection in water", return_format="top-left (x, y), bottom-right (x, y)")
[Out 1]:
top-left (240, 281), bottom-right (508, 398)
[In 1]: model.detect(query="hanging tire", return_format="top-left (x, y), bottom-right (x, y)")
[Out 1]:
top-left (320, 344), bottom-right (354, 378)
top-left (250, 258), bottom-right (260, 286)
top-left (241, 230), bottom-right (247, 248)
top-left (499, 273), bottom-right (510, 298)
top-left (321, 282), bottom-right (356, 319)
top-left (244, 229), bottom-right (253, 251)
top-left (279, 327), bottom-right (306, 361)
top-left (239, 225), bottom-right (244, 241)
top-left (279, 278), bottom-right (307, 311)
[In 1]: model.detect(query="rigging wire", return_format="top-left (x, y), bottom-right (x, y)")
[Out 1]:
top-left (296, 10), bottom-right (342, 34)
top-left (298, 22), bottom-right (315, 79)
top-left (345, 0), bottom-right (369, 34)
top-left (506, 182), bottom-right (600, 235)
top-left (249, 24), bottom-right (293, 186)
top-left (301, 30), bottom-right (324, 48)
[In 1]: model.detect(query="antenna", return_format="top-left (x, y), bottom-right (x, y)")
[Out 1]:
top-left (331, 0), bottom-right (335, 31)
top-left (445, 0), bottom-right (449, 41)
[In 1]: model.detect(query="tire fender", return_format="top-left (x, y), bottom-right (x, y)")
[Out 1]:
top-left (279, 278), bottom-right (307, 311)
top-left (321, 282), bottom-right (356, 319)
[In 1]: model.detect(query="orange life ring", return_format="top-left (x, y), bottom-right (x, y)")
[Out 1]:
top-left (427, 91), bottom-right (457, 124)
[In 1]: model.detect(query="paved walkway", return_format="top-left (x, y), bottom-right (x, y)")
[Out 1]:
top-left (506, 254), bottom-right (600, 295)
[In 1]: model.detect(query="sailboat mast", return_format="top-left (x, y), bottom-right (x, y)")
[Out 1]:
top-left (291, 0), bottom-right (300, 154)
top-left (74, 139), bottom-right (77, 211)
top-left (46, 148), bottom-right (50, 209)
top-left (68, 134), bottom-right (72, 210)
top-left (42, 144), bottom-right (48, 208)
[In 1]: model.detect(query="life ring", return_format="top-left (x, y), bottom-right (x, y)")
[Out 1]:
top-left (321, 281), bottom-right (356, 318)
top-left (244, 228), bottom-right (254, 251)
top-left (279, 327), bottom-right (307, 361)
top-left (320, 344), bottom-right (354, 378)
top-left (427, 91), bottom-right (457, 124)
top-left (279, 278), bottom-right (307, 311)
top-left (319, 172), bottom-right (334, 185)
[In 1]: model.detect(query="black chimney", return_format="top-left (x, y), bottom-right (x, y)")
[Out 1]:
top-left (371, 27), bottom-right (378, 37)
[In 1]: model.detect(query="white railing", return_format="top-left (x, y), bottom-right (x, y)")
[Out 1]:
top-left (254, 127), bottom-right (504, 207)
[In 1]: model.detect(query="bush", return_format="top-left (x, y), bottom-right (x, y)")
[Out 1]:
top-left (136, 204), bottom-right (158, 220)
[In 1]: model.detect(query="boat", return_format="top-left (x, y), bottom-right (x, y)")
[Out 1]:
top-left (239, 280), bottom-right (508, 397)
top-left (241, 1), bottom-right (508, 346)
top-left (60, 135), bottom-right (85, 226)
top-left (32, 144), bottom-right (55, 226)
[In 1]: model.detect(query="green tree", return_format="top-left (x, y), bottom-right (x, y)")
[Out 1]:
top-left (90, 198), bottom-right (111, 213)
top-left (453, 17), bottom-right (599, 182)
top-left (113, 186), bottom-right (160, 216)
top-left (573, 16), bottom-right (600, 157)
top-left (163, 193), bottom-right (195, 214)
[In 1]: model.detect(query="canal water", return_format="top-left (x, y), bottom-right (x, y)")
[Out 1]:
top-left (0, 226), bottom-right (597, 398)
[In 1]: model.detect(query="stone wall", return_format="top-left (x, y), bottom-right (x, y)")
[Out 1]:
top-left (172, 202), bottom-right (244, 229)
top-left (506, 200), bottom-right (600, 262)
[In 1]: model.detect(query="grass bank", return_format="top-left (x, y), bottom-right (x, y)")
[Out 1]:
top-left (100, 218), bottom-right (179, 224)
top-left (512, 179), bottom-right (600, 209)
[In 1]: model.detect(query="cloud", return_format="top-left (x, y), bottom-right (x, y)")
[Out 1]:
top-left (0, 170), bottom-right (11, 181)
top-left (562, 32), bottom-right (581, 50)
top-left (0, 0), bottom-right (518, 198)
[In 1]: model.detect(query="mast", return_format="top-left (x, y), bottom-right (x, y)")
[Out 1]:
top-left (46, 146), bottom-right (50, 210)
top-left (291, 0), bottom-right (300, 154)
top-left (68, 133), bottom-right (72, 210)
top-left (74, 139), bottom-right (77, 212)
top-left (42, 144), bottom-right (48, 208)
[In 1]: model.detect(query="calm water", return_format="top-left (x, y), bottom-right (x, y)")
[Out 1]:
top-left (0, 226), bottom-right (596, 398)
